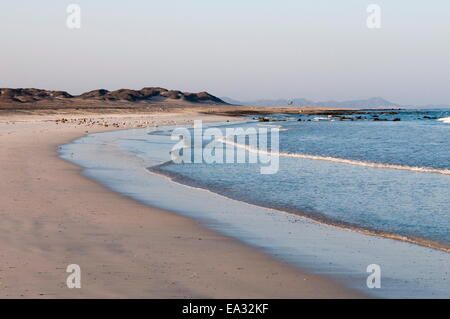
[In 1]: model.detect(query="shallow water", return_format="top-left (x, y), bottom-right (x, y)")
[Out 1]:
top-left (59, 113), bottom-right (450, 298)
top-left (156, 110), bottom-right (450, 249)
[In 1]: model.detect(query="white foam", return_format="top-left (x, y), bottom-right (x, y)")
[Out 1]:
top-left (438, 117), bottom-right (450, 124)
top-left (312, 116), bottom-right (331, 121)
top-left (219, 138), bottom-right (450, 176)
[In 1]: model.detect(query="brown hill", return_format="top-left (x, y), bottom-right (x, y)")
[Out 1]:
top-left (78, 89), bottom-right (109, 99)
top-left (0, 87), bottom-right (227, 107)
top-left (79, 87), bottom-right (225, 104)
top-left (0, 88), bottom-right (73, 103)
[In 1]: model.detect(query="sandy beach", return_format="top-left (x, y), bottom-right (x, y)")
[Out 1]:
top-left (0, 110), bottom-right (364, 298)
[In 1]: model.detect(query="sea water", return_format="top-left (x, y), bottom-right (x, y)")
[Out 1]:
top-left (156, 110), bottom-right (450, 249)
top-left (60, 109), bottom-right (450, 298)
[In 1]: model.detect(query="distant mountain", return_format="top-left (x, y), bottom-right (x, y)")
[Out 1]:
top-left (0, 87), bottom-right (227, 105)
top-left (221, 96), bottom-right (400, 108)
top-left (221, 97), bottom-right (309, 106)
top-left (315, 97), bottom-right (400, 108)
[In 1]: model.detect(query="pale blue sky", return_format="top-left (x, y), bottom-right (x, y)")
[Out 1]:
top-left (1, 1), bottom-right (450, 104)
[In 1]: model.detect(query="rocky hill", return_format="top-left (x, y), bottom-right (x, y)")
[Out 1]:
top-left (78, 87), bottom-right (226, 104)
top-left (0, 88), bottom-right (74, 103)
top-left (0, 87), bottom-right (227, 108)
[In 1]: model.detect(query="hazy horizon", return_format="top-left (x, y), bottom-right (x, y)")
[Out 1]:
top-left (2, 0), bottom-right (450, 105)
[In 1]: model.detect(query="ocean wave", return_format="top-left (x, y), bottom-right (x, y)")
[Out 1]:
top-left (438, 117), bottom-right (450, 124)
top-left (149, 164), bottom-right (450, 253)
top-left (219, 138), bottom-right (450, 176)
top-left (256, 123), bottom-right (283, 128)
top-left (313, 116), bottom-right (332, 121)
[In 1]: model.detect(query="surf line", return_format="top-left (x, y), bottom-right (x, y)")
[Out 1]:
top-left (220, 138), bottom-right (450, 176)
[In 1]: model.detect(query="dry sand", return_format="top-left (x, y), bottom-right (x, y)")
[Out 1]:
top-left (0, 110), bottom-right (364, 298)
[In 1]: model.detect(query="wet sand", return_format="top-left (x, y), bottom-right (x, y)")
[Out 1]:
top-left (0, 110), bottom-right (363, 298)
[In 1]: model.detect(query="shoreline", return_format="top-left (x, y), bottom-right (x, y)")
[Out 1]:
top-left (0, 110), bottom-right (364, 298)
top-left (150, 163), bottom-right (450, 254)
top-left (146, 119), bottom-right (450, 254)
top-left (61, 117), bottom-right (450, 298)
